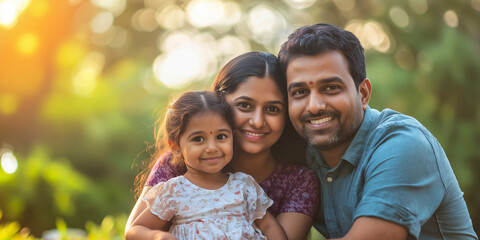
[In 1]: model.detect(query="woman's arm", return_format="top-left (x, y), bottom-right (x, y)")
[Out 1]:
top-left (126, 208), bottom-right (175, 240)
top-left (277, 212), bottom-right (314, 240)
top-left (255, 211), bottom-right (287, 240)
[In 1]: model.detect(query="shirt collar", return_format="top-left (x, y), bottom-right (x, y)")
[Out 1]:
top-left (307, 106), bottom-right (380, 169)
top-left (341, 106), bottom-right (379, 166)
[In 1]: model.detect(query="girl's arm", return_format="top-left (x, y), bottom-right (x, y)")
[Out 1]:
top-left (255, 211), bottom-right (287, 240)
top-left (125, 208), bottom-right (176, 240)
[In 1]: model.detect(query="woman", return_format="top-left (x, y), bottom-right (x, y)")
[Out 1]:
top-left (126, 52), bottom-right (320, 240)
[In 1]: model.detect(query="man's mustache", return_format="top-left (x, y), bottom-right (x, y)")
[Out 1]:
top-left (300, 111), bottom-right (338, 122)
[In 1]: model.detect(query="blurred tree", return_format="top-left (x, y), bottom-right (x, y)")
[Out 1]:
top-left (0, 0), bottom-right (478, 236)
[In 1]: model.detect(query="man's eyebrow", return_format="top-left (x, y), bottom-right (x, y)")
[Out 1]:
top-left (288, 82), bottom-right (307, 92)
top-left (288, 77), bottom-right (345, 92)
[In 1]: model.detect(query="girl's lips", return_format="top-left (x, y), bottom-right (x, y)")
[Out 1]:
top-left (200, 156), bottom-right (223, 162)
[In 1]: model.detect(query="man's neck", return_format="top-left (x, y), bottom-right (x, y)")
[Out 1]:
top-left (318, 141), bottom-right (351, 168)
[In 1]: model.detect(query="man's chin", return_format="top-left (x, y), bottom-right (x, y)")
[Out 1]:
top-left (306, 135), bottom-right (339, 150)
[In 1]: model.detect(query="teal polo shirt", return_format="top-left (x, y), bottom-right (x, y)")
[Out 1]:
top-left (307, 107), bottom-right (477, 239)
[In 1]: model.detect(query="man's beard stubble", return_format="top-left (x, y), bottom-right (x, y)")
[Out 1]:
top-left (303, 110), bottom-right (362, 150)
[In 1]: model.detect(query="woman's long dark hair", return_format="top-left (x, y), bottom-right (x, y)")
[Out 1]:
top-left (134, 52), bottom-right (307, 198)
top-left (212, 51), bottom-right (306, 165)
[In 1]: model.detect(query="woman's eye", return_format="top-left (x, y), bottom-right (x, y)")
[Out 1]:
top-left (216, 134), bottom-right (228, 140)
top-left (192, 136), bottom-right (204, 142)
top-left (237, 102), bottom-right (252, 110)
top-left (264, 106), bottom-right (280, 113)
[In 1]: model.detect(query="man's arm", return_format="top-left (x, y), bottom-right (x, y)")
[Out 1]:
top-left (332, 217), bottom-right (407, 240)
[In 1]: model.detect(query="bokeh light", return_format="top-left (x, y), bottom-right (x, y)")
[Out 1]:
top-left (247, 5), bottom-right (286, 44)
top-left (389, 6), bottom-right (410, 28)
top-left (345, 20), bottom-right (392, 53)
top-left (187, 0), bottom-right (225, 28)
top-left (17, 32), bottom-right (39, 56)
top-left (153, 31), bottom-right (217, 88)
top-left (284, 0), bottom-right (316, 10)
top-left (1, 150), bottom-right (18, 174)
top-left (408, 0), bottom-right (428, 14)
top-left (443, 10), bottom-right (459, 28)
top-left (0, 0), bottom-right (30, 28)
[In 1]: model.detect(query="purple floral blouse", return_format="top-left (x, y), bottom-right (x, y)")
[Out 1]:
top-left (146, 153), bottom-right (320, 218)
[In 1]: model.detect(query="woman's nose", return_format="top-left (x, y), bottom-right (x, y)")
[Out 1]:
top-left (249, 108), bottom-right (266, 129)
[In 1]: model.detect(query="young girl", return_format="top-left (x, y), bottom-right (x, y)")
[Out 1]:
top-left (126, 91), bottom-right (287, 240)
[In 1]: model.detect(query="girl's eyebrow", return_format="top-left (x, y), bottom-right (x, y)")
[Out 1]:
top-left (187, 128), bottom-right (232, 138)
top-left (187, 131), bottom-right (204, 138)
top-left (217, 128), bottom-right (232, 134)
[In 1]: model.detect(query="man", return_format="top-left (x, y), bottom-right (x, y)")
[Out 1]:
top-left (278, 23), bottom-right (477, 240)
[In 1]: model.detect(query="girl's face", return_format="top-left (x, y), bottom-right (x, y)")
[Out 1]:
top-left (173, 111), bottom-right (234, 176)
top-left (225, 76), bottom-right (286, 155)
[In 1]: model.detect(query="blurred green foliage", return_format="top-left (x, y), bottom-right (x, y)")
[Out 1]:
top-left (0, 0), bottom-right (478, 238)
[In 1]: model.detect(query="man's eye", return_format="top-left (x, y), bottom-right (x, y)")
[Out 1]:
top-left (216, 134), bottom-right (228, 140)
top-left (192, 136), bottom-right (204, 142)
top-left (325, 85), bottom-right (342, 92)
top-left (291, 89), bottom-right (308, 97)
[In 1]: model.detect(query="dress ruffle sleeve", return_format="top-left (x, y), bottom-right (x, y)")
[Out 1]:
top-left (143, 181), bottom-right (178, 221)
top-left (243, 174), bottom-right (273, 224)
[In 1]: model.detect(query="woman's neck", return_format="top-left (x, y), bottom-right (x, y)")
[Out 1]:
top-left (231, 149), bottom-right (276, 183)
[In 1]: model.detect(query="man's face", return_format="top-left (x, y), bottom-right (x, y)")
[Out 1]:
top-left (286, 51), bottom-right (370, 151)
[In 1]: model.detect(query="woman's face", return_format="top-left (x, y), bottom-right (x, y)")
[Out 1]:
top-left (224, 76), bottom-right (286, 155)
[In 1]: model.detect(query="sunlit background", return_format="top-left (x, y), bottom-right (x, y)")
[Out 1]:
top-left (0, 0), bottom-right (479, 238)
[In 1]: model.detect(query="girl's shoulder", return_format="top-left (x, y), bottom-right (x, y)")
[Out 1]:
top-left (229, 171), bottom-right (255, 183)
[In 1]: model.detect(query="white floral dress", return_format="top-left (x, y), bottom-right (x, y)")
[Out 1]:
top-left (143, 172), bottom-right (273, 240)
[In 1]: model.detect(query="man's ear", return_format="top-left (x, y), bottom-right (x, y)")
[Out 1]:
top-left (359, 78), bottom-right (372, 110)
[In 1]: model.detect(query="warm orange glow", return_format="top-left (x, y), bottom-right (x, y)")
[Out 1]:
top-left (30, 0), bottom-right (49, 17)
top-left (17, 32), bottom-right (39, 55)
top-left (0, 93), bottom-right (19, 115)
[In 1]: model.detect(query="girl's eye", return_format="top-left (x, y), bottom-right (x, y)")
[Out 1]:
top-left (216, 134), bottom-right (228, 140)
top-left (192, 136), bottom-right (204, 142)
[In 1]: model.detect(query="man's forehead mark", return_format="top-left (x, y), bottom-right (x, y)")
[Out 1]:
top-left (308, 81), bottom-right (314, 85)
top-left (210, 131), bottom-right (212, 134)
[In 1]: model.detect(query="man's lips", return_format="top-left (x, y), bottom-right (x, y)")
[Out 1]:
top-left (308, 116), bottom-right (333, 125)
